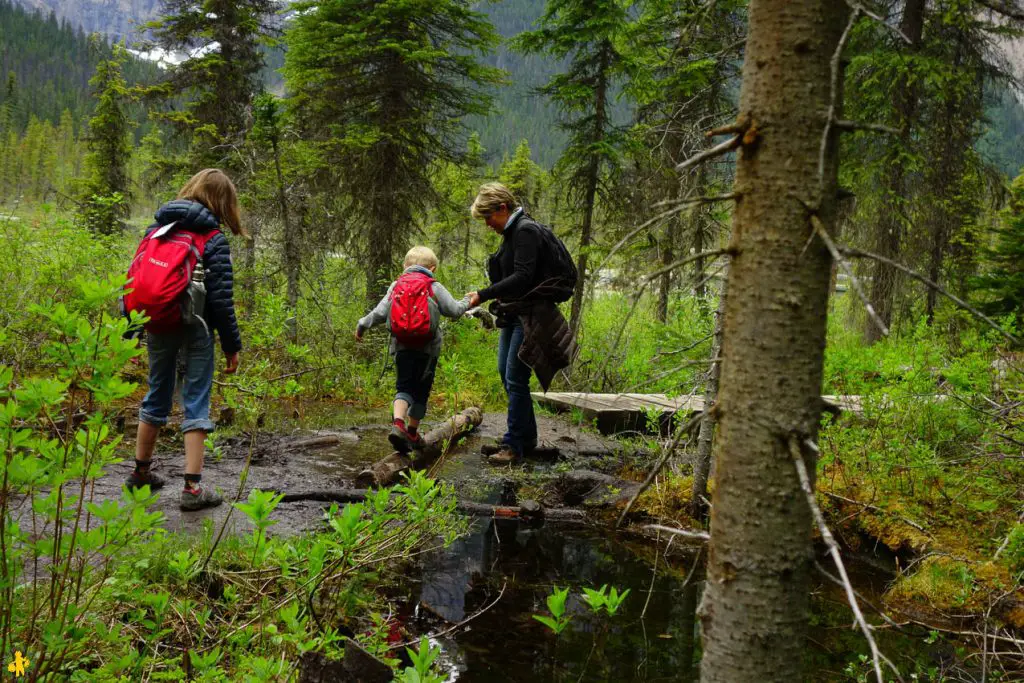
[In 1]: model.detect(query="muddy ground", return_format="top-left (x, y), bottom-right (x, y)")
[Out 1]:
top-left (96, 412), bottom-right (623, 536)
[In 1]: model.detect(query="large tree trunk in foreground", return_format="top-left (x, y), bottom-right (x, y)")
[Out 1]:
top-left (699, 1), bottom-right (848, 681)
top-left (355, 407), bottom-right (483, 487)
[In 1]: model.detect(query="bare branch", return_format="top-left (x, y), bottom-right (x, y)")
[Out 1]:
top-left (656, 332), bottom-right (715, 358)
top-left (834, 120), bottom-right (901, 135)
top-left (677, 134), bottom-right (741, 172)
top-left (840, 246), bottom-right (1021, 347)
top-left (819, 8), bottom-right (861, 196)
top-left (642, 249), bottom-right (732, 284)
top-left (616, 409), bottom-right (708, 528)
top-left (977, 0), bottom-right (1024, 21)
top-left (848, 1), bottom-right (912, 43)
top-left (810, 214), bottom-right (890, 337)
top-left (791, 437), bottom-right (901, 683)
top-left (643, 524), bottom-right (710, 541)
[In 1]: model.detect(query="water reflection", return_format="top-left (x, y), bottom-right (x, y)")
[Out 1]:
top-left (411, 519), bottom-right (703, 682)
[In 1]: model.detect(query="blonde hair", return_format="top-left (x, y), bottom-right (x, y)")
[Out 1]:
top-left (471, 182), bottom-right (519, 220)
top-left (404, 246), bottom-right (438, 270)
top-left (177, 169), bottom-right (246, 237)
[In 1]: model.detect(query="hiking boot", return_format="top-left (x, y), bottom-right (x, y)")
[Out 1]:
top-left (487, 447), bottom-right (522, 466)
top-left (125, 470), bottom-right (166, 491)
top-left (406, 431), bottom-right (424, 451)
top-left (480, 441), bottom-right (504, 456)
top-left (389, 424), bottom-right (413, 454)
top-left (180, 486), bottom-right (223, 511)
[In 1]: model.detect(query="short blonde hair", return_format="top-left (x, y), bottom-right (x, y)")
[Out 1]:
top-left (404, 246), bottom-right (438, 270)
top-left (471, 182), bottom-right (520, 220)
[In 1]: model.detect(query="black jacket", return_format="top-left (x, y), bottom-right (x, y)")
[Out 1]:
top-left (151, 200), bottom-right (243, 355)
top-left (479, 211), bottom-right (543, 303)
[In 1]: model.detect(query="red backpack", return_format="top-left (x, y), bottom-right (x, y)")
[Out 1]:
top-left (389, 271), bottom-right (436, 348)
top-left (123, 223), bottom-right (220, 333)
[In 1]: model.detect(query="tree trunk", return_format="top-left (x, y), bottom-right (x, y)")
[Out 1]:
top-left (864, 0), bottom-right (926, 343)
top-left (699, 1), bottom-right (848, 680)
top-left (276, 139), bottom-right (299, 342)
top-left (657, 215), bottom-right (677, 323)
top-left (569, 43), bottom-right (611, 335)
top-left (691, 288), bottom-right (725, 521)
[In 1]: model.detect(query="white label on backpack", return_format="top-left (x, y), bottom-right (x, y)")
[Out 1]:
top-left (152, 221), bottom-right (178, 238)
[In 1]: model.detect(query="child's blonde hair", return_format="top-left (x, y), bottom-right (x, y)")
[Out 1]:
top-left (404, 246), bottom-right (438, 270)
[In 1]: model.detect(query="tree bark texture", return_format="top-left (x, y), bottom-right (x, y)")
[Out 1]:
top-left (276, 139), bottom-right (300, 342)
top-left (699, 1), bottom-right (848, 681)
top-left (691, 288), bottom-right (725, 521)
top-left (355, 407), bottom-right (483, 487)
top-left (864, 0), bottom-right (926, 343)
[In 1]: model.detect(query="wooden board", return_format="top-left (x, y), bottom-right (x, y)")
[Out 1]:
top-left (531, 392), bottom-right (704, 435)
top-left (533, 392), bottom-right (867, 435)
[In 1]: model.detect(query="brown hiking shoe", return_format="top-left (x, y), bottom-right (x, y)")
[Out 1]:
top-left (480, 441), bottom-right (504, 456)
top-left (487, 447), bottom-right (521, 466)
top-left (125, 470), bottom-right (166, 491)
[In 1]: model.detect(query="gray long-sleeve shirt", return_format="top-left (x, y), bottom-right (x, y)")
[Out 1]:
top-left (357, 266), bottom-right (471, 357)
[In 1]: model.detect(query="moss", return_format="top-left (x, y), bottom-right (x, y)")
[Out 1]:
top-left (886, 556), bottom-right (981, 613)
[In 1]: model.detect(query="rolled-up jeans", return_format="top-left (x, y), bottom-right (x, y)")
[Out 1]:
top-left (498, 320), bottom-right (537, 455)
top-left (139, 324), bottom-right (216, 433)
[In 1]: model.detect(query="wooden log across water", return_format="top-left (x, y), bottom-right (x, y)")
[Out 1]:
top-left (355, 407), bottom-right (483, 488)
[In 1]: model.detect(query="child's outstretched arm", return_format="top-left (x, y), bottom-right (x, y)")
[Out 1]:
top-left (432, 282), bottom-right (472, 319)
top-left (355, 283), bottom-right (395, 339)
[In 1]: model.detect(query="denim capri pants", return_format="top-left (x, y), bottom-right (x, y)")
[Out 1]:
top-left (139, 324), bottom-right (216, 433)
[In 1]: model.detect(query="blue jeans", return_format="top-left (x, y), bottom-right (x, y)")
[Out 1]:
top-left (498, 321), bottom-right (537, 455)
top-left (140, 324), bottom-right (216, 433)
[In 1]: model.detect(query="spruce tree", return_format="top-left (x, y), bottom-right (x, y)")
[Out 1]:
top-left (80, 45), bottom-right (133, 234)
top-left (515, 0), bottom-right (637, 333)
top-left (284, 0), bottom-right (502, 301)
top-left (973, 172), bottom-right (1024, 327)
top-left (500, 140), bottom-right (546, 212)
top-left (146, 0), bottom-right (277, 168)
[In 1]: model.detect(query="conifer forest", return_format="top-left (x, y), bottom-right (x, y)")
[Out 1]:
top-left (4, 0), bottom-right (1024, 680)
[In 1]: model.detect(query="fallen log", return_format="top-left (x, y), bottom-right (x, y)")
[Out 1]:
top-left (278, 488), bottom-right (586, 523)
top-left (355, 407), bottom-right (483, 488)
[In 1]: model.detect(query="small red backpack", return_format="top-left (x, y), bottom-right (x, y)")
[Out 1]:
top-left (123, 223), bottom-right (220, 333)
top-left (389, 271), bottom-right (436, 347)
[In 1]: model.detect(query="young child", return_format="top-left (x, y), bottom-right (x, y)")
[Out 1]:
top-left (125, 169), bottom-right (245, 511)
top-left (355, 246), bottom-right (471, 452)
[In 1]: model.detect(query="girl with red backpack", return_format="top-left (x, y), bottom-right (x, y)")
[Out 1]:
top-left (123, 169), bottom-right (245, 511)
top-left (355, 246), bottom-right (471, 453)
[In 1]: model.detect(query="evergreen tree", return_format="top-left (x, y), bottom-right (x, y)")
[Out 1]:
top-left (973, 172), bottom-right (1024, 326)
top-left (283, 0), bottom-right (502, 301)
top-left (515, 0), bottom-right (637, 333)
top-left (80, 45), bottom-right (133, 234)
top-left (146, 0), bottom-right (277, 168)
top-left (499, 139), bottom-right (546, 212)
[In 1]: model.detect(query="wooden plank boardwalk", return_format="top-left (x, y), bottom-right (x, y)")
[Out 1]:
top-left (532, 392), bottom-right (864, 435)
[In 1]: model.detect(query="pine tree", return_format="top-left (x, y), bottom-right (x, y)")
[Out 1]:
top-left (500, 139), bottom-right (546, 212)
top-left (146, 0), bottom-right (277, 168)
top-left (79, 44), bottom-right (133, 234)
top-left (515, 0), bottom-right (637, 333)
top-left (283, 0), bottom-right (502, 302)
top-left (973, 172), bottom-right (1024, 327)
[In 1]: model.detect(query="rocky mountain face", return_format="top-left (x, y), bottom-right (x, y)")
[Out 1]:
top-left (11, 0), bottom-right (160, 40)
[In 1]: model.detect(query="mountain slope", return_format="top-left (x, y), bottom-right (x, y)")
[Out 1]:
top-left (11, 0), bottom-right (159, 40)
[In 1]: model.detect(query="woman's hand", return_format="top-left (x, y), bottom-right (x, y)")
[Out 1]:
top-left (467, 292), bottom-right (482, 308)
top-left (225, 352), bottom-right (240, 374)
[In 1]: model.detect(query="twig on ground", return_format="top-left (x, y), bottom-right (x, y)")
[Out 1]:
top-left (616, 409), bottom-right (707, 528)
top-left (840, 246), bottom-right (1020, 346)
top-left (677, 135), bottom-right (742, 172)
top-left (823, 491), bottom-right (928, 533)
top-left (811, 214), bottom-right (889, 337)
top-left (387, 581), bottom-right (507, 650)
top-left (792, 436), bottom-right (901, 683)
top-left (642, 524), bottom-right (710, 541)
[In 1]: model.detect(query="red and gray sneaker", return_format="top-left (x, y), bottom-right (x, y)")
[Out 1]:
top-left (389, 421), bottom-right (424, 453)
top-left (180, 486), bottom-right (223, 511)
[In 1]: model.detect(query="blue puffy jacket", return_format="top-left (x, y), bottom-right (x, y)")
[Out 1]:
top-left (149, 199), bottom-right (243, 355)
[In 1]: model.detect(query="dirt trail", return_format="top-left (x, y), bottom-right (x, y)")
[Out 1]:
top-left (94, 412), bottom-right (619, 537)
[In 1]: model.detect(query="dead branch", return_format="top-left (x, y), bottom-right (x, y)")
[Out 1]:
top-left (642, 249), bottom-right (732, 285)
top-left (387, 582), bottom-right (508, 651)
top-left (677, 135), bottom-right (741, 172)
top-left (656, 332), bottom-right (715, 358)
top-left (834, 120), bottom-right (901, 135)
top-left (977, 0), bottom-right (1024, 21)
top-left (848, 1), bottom-right (912, 43)
top-left (823, 491), bottom-right (928, 534)
top-left (615, 409), bottom-right (708, 528)
top-left (819, 7), bottom-right (861, 196)
top-left (811, 214), bottom-right (890, 337)
top-left (792, 437), bottom-right (901, 683)
top-left (706, 118), bottom-right (749, 137)
top-left (839, 246), bottom-right (1021, 347)
top-left (642, 524), bottom-right (710, 541)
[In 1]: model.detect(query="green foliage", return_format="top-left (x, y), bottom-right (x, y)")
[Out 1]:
top-left (581, 584), bottom-right (629, 616)
top-left (972, 171), bottom-right (1024, 325)
top-left (533, 585), bottom-right (572, 634)
top-left (398, 637), bottom-right (445, 683)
